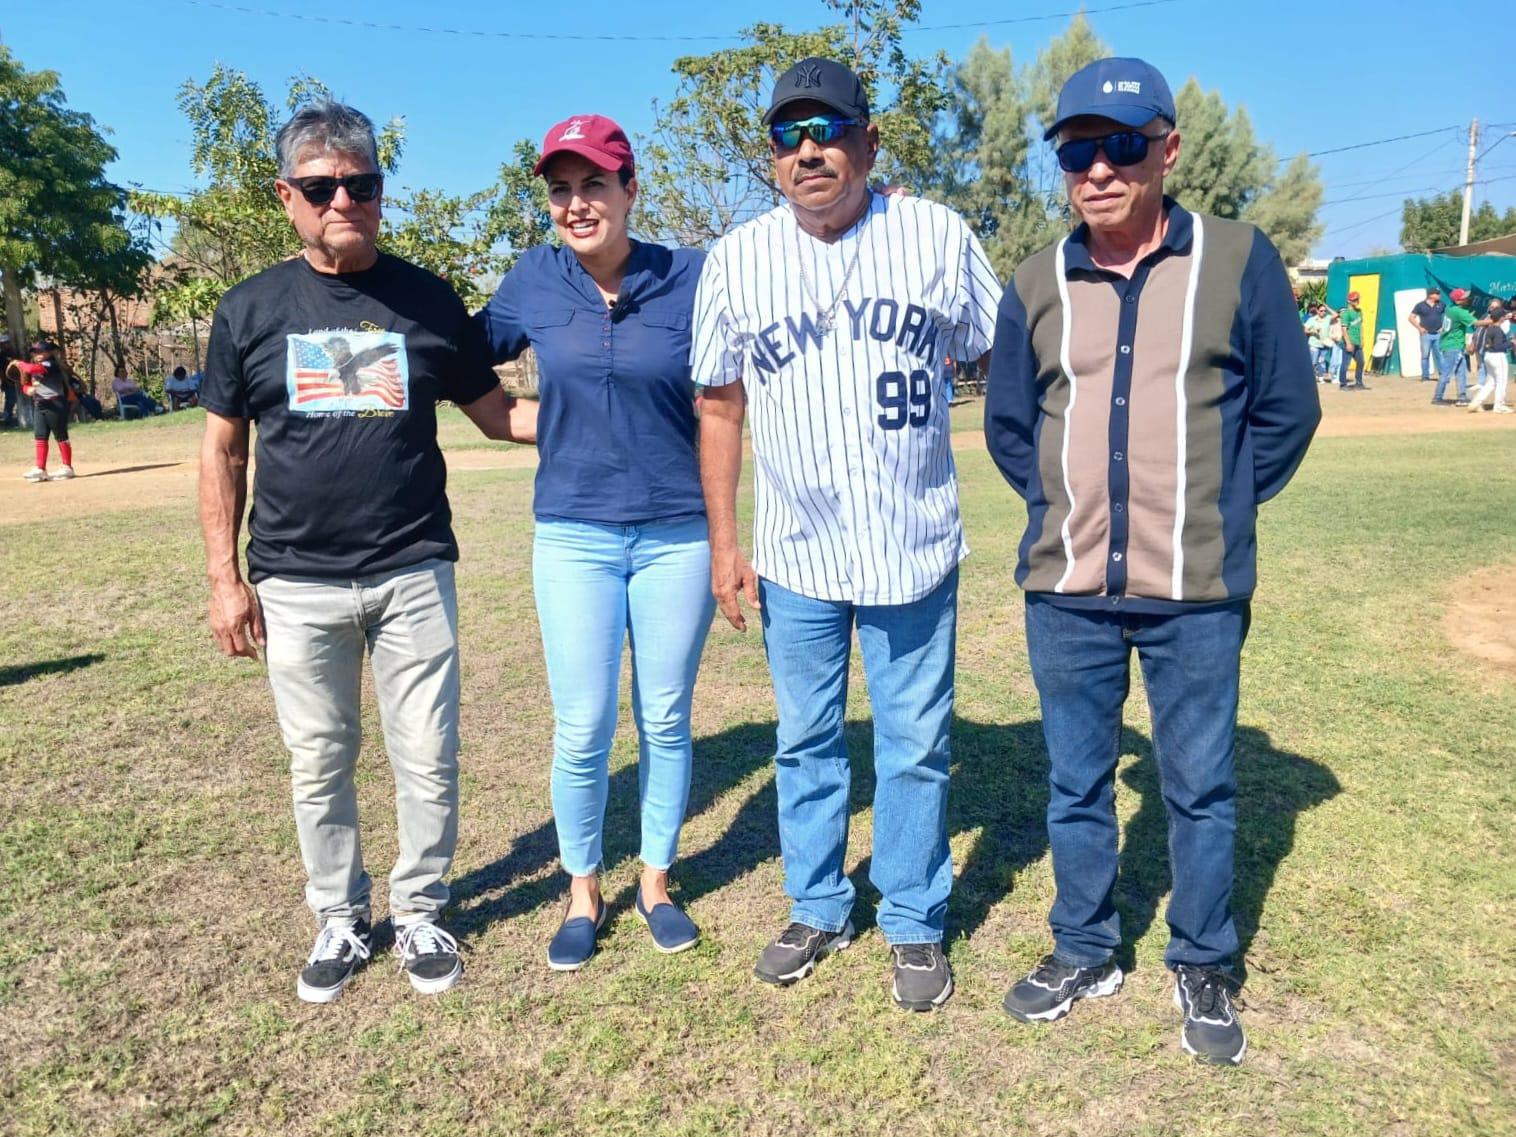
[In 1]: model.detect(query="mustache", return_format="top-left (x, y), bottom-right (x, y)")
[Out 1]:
top-left (793, 164), bottom-right (837, 184)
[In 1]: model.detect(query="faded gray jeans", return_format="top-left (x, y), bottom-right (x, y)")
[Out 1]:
top-left (257, 559), bottom-right (460, 924)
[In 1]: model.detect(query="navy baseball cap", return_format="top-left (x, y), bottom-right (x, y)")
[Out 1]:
top-left (764, 57), bottom-right (870, 125)
top-left (1044, 57), bottom-right (1177, 141)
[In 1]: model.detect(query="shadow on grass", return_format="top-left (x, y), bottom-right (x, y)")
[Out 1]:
top-left (451, 716), bottom-right (1337, 972)
top-left (450, 716), bottom-right (1052, 942)
top-left (78, 462), bottom-right (182, 478)
top-left (0, 652), bottom-right (105, 687)
top-left (1113, 725), bottom-right (1341, 980)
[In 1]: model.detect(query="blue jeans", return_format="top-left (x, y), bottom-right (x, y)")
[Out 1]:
top-left (1420, 332), bottom-right (1442, 379)
top-left (1025, 597), bottom-right (1250, 970)
top-left (533, 516), bottom-right (715, 876)
top-left (758, 569), bottom-right (957, 944)
top-left (1435, 349), bottom-right (1469, 401)
top-left (1338, 345), bottom-right (1364, 386)
top-left (1311, 346), bottom-right (1331, 376)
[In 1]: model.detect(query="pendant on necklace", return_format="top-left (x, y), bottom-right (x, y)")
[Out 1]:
top-left (816, 312), bottom-right (834, 336)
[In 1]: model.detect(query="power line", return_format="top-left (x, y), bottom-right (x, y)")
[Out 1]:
top-left (1320, 205), bottom-right (1404, 238)
top-left (913, 0), bottom-right (1181, 31)
top-left (1288, 125), bottom-right (1464, 161)
top-left (184, 0), bottom-right (1179, 43)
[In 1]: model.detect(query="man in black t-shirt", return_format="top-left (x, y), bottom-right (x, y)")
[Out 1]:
top-left (199, 100), bottom-right (532, 1004)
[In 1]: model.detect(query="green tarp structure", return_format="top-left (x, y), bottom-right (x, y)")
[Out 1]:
top-left (1325, 253), bottom-right (1516, 375)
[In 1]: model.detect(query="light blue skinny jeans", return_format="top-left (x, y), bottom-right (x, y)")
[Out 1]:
top-left (533, 516), bottom-right (715, 876)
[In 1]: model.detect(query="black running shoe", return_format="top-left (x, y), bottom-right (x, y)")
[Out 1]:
top-left (1173, 965), bottom-right (1247, 1066)
top-left (1002, 953), bottom-right (1123, 1022)
top-left (297, 918), bottom-right (372, 1004)
top-left (754, 920), bottom-right (854, 985)
top-left (395, 919), bottom-right (463, 995)
top-left (891, 942), bottom-right (953, 1011)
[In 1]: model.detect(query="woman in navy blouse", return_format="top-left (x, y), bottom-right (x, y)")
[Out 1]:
top-left (477, 115), bottom-right (715, 970)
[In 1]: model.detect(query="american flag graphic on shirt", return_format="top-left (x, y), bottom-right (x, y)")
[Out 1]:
top-left (284, 329), bottom-right (410, 414)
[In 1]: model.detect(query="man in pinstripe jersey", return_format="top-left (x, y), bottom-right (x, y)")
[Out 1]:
top-left (985, 58), bottom-right (1319, 1064)
top-left (692, 57), bottom-right (1001, 1011)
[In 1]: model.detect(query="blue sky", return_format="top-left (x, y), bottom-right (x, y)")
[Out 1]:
top-left (1, 0), bottom-right (1507, 260)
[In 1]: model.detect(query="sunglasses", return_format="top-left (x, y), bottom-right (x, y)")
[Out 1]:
top-left (1055, 130), bottom-right (1170, 174)
top-left (769, 115), bottom-right (861, 151)
top-left (283, 173), bottom-right (383, 205)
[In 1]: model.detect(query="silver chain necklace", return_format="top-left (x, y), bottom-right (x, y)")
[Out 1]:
top-left (793, 199), bottom-right (871, 336)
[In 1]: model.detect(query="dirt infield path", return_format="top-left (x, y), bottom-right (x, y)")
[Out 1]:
top-left (0, 381), bottom-right (1506, 526)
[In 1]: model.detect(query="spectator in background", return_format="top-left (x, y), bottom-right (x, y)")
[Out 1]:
top-left (1408, 288), bottom-right (1445, 383)
top-left (111, 363), bottom-right (164, 417)
top-left (1338, 291), bottom-right (1366, 389)
top-left (1304, 303), bottom-right (1333, 380)
top-left (164, 365), bottom-right (201, 410)
top-left (0, 335), bottom-right (17, 427)
top-left (1434, 289), bottom-right (1475, 406)
top-left (1468, 300), bottom-right (1511, 414)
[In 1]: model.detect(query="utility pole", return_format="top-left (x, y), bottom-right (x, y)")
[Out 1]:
top-left (1459, 118), bottom-right (1480, 247)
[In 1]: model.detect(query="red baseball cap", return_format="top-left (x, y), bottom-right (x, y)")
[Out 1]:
top-left (534, 114), bottom-right (635, 177)
top-left (1347, 291), bottom-right (1360, 301)
top-left (1451, 288), bottom-right (1470, 303)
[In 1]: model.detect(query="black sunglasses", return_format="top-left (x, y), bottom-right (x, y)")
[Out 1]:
top-left (283, 173), bottom-right (383, 205)
top-left (1055, 130), bottom-right (1170, 174)
top-left (768, 115), bottom-right (862, 151)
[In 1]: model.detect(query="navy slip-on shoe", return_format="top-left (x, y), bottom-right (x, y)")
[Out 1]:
top-left (547, 897), bottom-right (607, 972)
top-left (634, 887), bottom-right (700, 954)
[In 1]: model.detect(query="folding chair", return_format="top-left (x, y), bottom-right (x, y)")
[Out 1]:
top-left (1369, 329), bottom-right (1396, 376)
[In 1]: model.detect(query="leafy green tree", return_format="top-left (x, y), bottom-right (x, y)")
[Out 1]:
top-left (0, 45), bottom-right (149, 348)
top-left (1165, 81), bottom-right (1323, 265)
top-left (924, 38), bottom-right (1055, 277)
top-left (925, 17), bottom-right (1322, 273)
top-left (131, 68), bottom-right (404, 309)
top-left (135, 68), bottom-right (549, 313)
top-left (1400, 190), bottom-right (1516, 251)
top-left (638, 0), bottom-right (948, 246)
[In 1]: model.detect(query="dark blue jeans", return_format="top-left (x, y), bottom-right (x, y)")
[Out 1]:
top-left (1338, 345), bottom-right (1364, 386)
top-left (1025, 597), bottom-right (1250, 970)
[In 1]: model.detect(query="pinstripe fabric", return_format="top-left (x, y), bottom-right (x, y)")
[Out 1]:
top-left (691, 192), bottom-right (1001, 605)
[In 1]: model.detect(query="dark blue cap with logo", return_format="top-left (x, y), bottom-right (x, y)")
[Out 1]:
top-left (764, 57), bottom-right (871, 125)
top-left (1044, 56), bottom-right (1176, 141)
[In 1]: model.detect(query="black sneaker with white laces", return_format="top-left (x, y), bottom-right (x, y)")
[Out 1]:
top-left (891, 942), bottom-right (953, 1011)
top-left (395, 919), bottom-right (463, 994)
top-left (1002, 953), bottom-right (1123, 1023)
top-left (754, 920), bottom-right (854, 985)
top-left (1173, 965), bottom-right (1246, 1065)
top-left (297, 918), bottom-right (373, 1004)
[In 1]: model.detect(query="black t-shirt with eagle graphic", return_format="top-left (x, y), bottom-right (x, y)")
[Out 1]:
top-left (201, 254), bottom-right (499, 582)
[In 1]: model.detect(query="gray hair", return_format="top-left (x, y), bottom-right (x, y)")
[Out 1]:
top-left (275, 100), bottom-right (380, 178)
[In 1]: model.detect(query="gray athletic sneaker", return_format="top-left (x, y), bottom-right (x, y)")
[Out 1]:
top-left (1174, 965), bottom-right (1247, 1066)
top-left (754, 920), bottom-right (854, 985)
top-left (1002, 953), bottom-right (1123, 1022)
top-left (891, 942), bottom-right (953, 1011)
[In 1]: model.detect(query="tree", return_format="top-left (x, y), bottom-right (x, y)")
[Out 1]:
top-left (131, 69), bottom-right (404, 311)
top-left (0, 45), bottom-right (149, 349)
top-left (925, 18), bottom-right (1323, 273)
top-left (638, 0), bottom-right (948, 247)
top-left (923, 38), bottom-right (1056, 278)
top-left (1164, 81), bottom-right (1323, 265)
top-left (383, 140), bottom-right (552, 309)
top-left (1400, 190), bottom-right (1516, 251)
top-left (134, 69), bottom-right (551, 314)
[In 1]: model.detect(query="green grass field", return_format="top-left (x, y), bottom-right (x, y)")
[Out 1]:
top-left (0, 409), bottom-right (1512, 1136)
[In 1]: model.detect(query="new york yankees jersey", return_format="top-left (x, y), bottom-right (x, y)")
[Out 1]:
top-left (691, 192), bottom-right (1002, 605)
